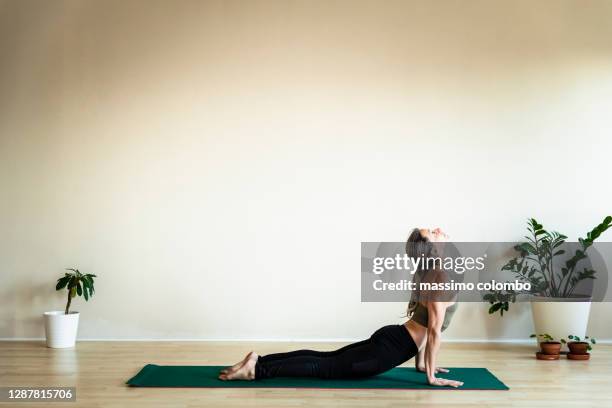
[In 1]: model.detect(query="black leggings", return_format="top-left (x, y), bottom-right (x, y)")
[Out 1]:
top-left (255, 325), bottom-right (418, 380)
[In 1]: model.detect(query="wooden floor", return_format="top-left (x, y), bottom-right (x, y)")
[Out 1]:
top-left (1, 341), bottom-right (611, 407)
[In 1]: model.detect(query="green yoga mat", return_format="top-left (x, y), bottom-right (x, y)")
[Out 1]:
top-left (126, 365), bottom-right (508, 390)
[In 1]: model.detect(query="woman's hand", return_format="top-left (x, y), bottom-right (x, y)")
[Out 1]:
top-left (428, 376), bottom-right (464, 388)
top-left (417, 366), bottom-right (449, 374)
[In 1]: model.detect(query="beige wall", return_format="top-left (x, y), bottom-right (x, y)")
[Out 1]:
top-left (1, 0), bottom-right (612, 341)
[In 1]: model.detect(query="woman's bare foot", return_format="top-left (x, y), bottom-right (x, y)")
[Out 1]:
top-left (218, 351), bottom-right (258, 381)
top-left (220, 352), bottom-right (252, 375)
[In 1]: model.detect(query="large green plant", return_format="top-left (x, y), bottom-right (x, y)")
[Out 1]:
top-left (485, 216), bottom-right (611, 316)
top-left (55, 268), bottom-right (97, 314)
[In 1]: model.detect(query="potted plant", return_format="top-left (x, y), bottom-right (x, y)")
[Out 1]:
top-left (562, 335), bottom-right (596, 360)
top-left (43, 268), bottom-right (97, 348)
top-left (531, 333), bottom-right (561, 360)
top-left (485, 216), bottom-right (611, 341)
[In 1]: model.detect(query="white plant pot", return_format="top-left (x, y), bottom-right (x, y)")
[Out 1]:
top-left (531, 297), bottom-right (591, 342)
top-left (44, 311), bottom-right (80, 348)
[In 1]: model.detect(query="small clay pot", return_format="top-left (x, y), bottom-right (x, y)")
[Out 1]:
top-left (540, 341), bottom-right (561, 355)
top-left (567, 352), bottom-right (590, 360)
top-left (536, 352), bottom-right (559, 360)
top-left (568, 342), bottom-right (589, 355)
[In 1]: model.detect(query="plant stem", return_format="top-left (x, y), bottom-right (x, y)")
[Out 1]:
top-left (548, 244), bottom-right (557, 297)
top-left (533, 230), bottom-right (551, 297)
top-left (65, 290), bottom-right (72, 314)
top-left (559, 254), bottom-right (573, 297)
top-left (561, 242), bottom-right (590, 297)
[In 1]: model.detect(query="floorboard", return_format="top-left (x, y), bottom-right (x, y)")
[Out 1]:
top-left (1, 341), bottom-right (610, 407)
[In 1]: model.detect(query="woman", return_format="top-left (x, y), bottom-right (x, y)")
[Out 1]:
top-left (218, 227), bottom-right (463, 388)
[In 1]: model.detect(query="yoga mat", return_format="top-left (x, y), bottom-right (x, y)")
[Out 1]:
top-left (126, 365), bottom-right (509, 390)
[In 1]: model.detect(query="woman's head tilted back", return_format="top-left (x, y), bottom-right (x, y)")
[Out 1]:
top-left (405, 228), bottom-right (448, 268)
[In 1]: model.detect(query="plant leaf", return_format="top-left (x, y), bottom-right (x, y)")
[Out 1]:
top-left (488, 303), bottom-right (502, 314)
top-left (56, 276), bottom-right (70, 291)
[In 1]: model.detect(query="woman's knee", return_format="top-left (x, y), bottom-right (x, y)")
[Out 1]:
top-left (349, 358), bottom-right (383, 378)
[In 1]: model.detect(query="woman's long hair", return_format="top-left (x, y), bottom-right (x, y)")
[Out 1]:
top-left (405, 228), bottom-right (434, 317)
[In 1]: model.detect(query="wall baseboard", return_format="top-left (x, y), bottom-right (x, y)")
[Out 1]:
top-left (2, 337), bottom-right (612, 343)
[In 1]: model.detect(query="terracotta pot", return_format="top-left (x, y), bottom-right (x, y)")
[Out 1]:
top-left (568, 342), bottom-right (589, 355)
top-left (536, 352), bottom-right (559, 360)
top-left (567, 352), bottom-right (590, 360)
top-left (540, 341), bottom-right (561, 355)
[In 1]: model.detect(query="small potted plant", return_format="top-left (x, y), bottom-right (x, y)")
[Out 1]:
top-left (43, 268), bottom-right (97, 348)
top-left (531, 333), bottom-right (561, 360)
top-left (561, 335), bottom-right (596, 360)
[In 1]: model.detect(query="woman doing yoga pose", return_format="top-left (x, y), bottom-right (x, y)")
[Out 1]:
top-left (218, 227), bottom-right (463, 388)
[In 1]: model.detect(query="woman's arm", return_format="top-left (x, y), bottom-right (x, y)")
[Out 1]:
top-left (416, 339), bottom-right (449, 374)
top-left (415, 344), bottom-right (425, 371)
top-left (425, 301), bottom-right (463, 388)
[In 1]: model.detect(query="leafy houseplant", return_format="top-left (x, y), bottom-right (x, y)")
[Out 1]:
top-left (56, 268), bottom-right (97, 314)
top-left (485, 216), bottom-right (612, 315)
top-left (562, 334), bottom-right (596, 355)
top-left (530, 333), bottom-right (562, 356)
top-left (44, 268), bottom-right (97, 348)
